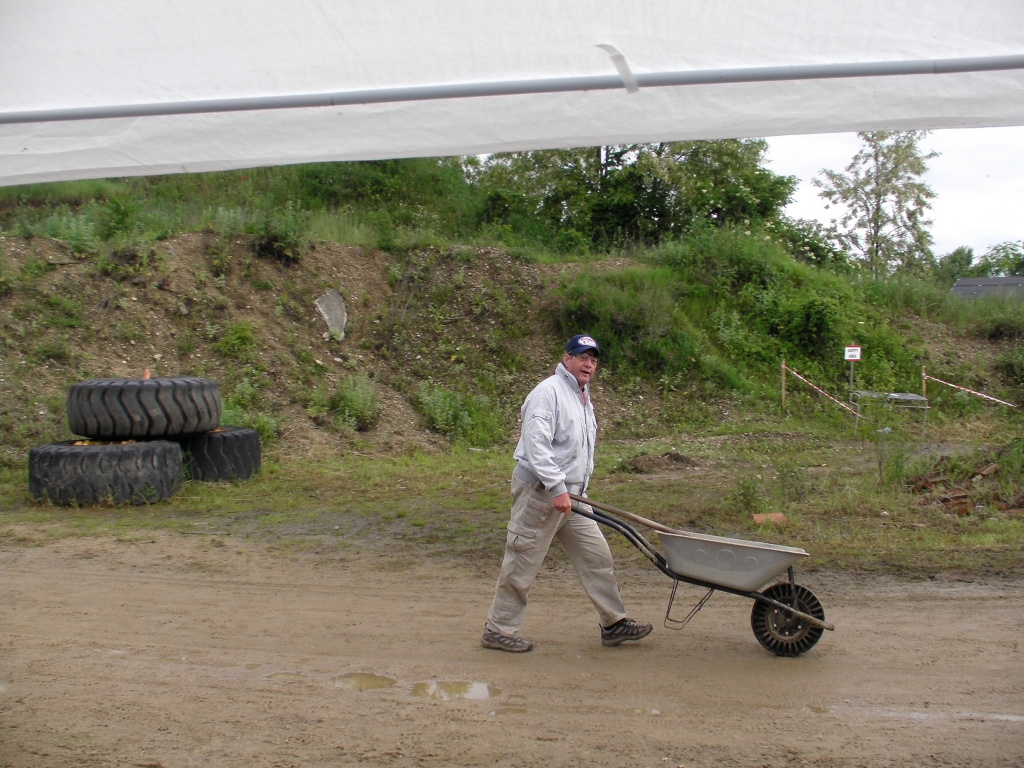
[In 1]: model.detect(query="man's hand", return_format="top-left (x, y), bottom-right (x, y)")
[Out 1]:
top-left (552, 492), bottom-right (573, 515)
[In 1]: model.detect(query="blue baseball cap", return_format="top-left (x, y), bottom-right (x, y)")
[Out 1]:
top-left (565, 334), bottom-right (600, 357)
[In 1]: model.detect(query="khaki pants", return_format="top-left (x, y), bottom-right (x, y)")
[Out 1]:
top-left (485, 476), bottom-right (626, 638)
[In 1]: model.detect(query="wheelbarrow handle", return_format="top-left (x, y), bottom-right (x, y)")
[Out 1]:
top-left (568, 493), bottom-right (682, 535)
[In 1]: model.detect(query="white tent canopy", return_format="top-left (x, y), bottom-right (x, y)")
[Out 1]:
top-left (2, 0), bottom-right (1023, 187)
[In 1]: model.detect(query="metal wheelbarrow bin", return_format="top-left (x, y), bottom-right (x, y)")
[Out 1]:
top-left (569, 493), bottom-right (835, 657)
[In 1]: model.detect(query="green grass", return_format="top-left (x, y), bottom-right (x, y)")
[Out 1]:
top-left (3, 430), bottom-right (1021, 575)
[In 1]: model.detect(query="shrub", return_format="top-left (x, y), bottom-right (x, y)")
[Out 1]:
top-left (415, 384), bottom-right (505, 446)
top-left (976, 312), bottom-right (1024, 342)
top-left (99, 196), bottom-right (139, 239)
top-left (221, 374), bottom-right (279, 444)
top-left (250, 202), bottom-right (307, 265)
top-left (221, 407), bottom-right (280, 444)
top-left (778, 294), bottom-right (843, 357)
top-left (209, 206), bottom-right (248, 238)
top-left (995, 347), bottom-right (1024, 388)
top-left (328, 374), bottom-right (381, 431)
top-left (64, 215), bottom-right (100, 256)
top-left (95, 242), bottom-right (155, 279)
top-left (725, 475), bottom-right (768, 515)
top-left (31, 340), bottom-right (71, 362)
top-left (555, 266), bottom-right (698, 377)
top-left (655, 225), bottom-right (787, 293)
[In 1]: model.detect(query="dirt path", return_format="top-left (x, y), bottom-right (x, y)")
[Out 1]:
top-left (2, 534), bottom-right (1022, 768)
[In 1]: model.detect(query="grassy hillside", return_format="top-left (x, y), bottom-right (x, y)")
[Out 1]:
top-left (1, 166), bottom-right (1022, 575)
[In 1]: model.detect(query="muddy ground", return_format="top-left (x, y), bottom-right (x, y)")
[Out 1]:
top-left (2, 534), bottom-right (1021, 768)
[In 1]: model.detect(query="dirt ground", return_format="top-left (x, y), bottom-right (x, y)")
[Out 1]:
top-left (2, 534), bottom-right (1022, 768)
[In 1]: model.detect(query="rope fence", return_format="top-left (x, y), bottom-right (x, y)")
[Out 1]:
top-left (780, 361), bottom-right (862, 418)
top-left (922, 369), bottom-right (1018, 408)
top-left (779, 361), bottom-right (1019, 431)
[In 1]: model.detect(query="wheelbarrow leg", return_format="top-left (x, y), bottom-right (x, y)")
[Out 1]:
top-left (664, 580), bottom-right (716, 631)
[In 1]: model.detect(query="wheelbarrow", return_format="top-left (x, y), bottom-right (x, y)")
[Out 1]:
top-left (569, 493), bottom-right (835, 657)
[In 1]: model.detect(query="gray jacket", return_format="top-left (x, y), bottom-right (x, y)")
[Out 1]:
top-left (513, 362), bottom-right (597, 497)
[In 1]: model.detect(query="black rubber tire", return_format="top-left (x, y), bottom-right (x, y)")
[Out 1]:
top-left (67, 377), bottom-right (221, 440)
top-left (750, 582), bottom-right (826, 657)
top-left (28, 440), bottom-right (183, 506)
top-left (177, 426), bottom-right (261, 482)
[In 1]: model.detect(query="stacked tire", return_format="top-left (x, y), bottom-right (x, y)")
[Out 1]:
top-left (28, 377), bottom-right (261, 506)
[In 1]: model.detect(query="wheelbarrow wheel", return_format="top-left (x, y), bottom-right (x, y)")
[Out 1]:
top-left (751, 582), bottom-right (825, 657)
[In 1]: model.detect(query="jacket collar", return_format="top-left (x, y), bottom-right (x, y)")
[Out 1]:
top-left (555, 362), bottom-right (588, 400)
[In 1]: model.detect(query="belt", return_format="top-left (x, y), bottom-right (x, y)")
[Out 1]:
top-left (513, 464), bottom-right (586, 495)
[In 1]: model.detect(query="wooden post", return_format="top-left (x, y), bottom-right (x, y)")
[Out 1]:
top-left (922, 366), bottom-right (927, 398)
top-left (781, 360), bottom-right (786, 408)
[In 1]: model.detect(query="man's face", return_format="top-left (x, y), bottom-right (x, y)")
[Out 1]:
top-left (563, 352), bottom-right (599, 388)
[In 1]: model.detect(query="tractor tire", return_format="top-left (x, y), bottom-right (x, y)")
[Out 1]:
top-left (177, 426), bottom-right (261, 482)
top-left (67, 377), bottom-right (221, 440)
top-left (28, 440), bottom-right (183, 506)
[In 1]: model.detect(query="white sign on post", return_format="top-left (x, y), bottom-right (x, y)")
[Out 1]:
top-left (845, 345), bottom-right (862, 361)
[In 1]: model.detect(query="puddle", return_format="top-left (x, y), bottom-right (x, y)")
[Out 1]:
top-left (329, 673), bottom-right (397, 691)
top-left (267, 672), bottom-right (308, 682)
top-left (410, 681), bottom-right (500, 700)
top-left (809, 706), bottom-right (829, 714)
top-left (244, 663), bottom-right (261, 670)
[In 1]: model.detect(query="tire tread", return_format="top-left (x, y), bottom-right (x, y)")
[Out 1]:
top-left (67, 378), bottom-right (221, 439)
top-left (28, 440), bottom-right (183, 506)
top-left (178, 426), bottom-right (261, 482)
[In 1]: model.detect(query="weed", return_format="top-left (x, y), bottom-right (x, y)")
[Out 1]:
top-left (95, 242), bottom-right (154, 279)
top-left (0, 247), bottom-right (12, 295)
top-left (41, 294), bottom-right (83, 328)
top-left (31, 340), bottom-right (72, 363)
top-left (775, 458), bottom-right (812, 502)
top-left (19, 255), bottom-right (55, 283)
top-left (213, 321), bottom-right (258, 362)
top-left (332, 374), bottom-right (381, 431)
top-left (221, 374), bottom-right (280, 445)
top-left (871, 426), bottom-right (915, 488)
top-left (307, 374), bottom-right (381, 432)
top-left (175, 332), bottom-right (197, 356)
top-left (251, 201), bottom-right (307, 265)
top-left (205, 236), bottom-right (233, 277)
top-left (210, 206), bottom-right (247, 238)
top-left (67, 220), bottom-right (101, 256)
top-left (994, 347), bottom-right (1024, 388)
top-left (99, 196), bottom-right (139, 239)
top-left (725, 475), bottom-right (769, 516)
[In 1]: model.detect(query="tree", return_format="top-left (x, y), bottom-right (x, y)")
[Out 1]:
top-left (474, 139), bottom-right (797, 249)
top-left (645, 139), bottom-right (796, 229)
top-left (977, 241), bottom-right (1024, 277)
top-left (933, 246), bottom-right (975, 287)
top-left (813, 131), bottom-right (938, 278)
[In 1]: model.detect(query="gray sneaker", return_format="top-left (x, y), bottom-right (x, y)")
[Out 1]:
top-left (601, 618), bottom-right (653, 647)
top-left (481, 628), bottom-right (533, 653)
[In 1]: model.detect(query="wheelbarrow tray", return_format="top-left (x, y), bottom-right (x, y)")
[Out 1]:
top-left (657, 530), bottom-right (809, 592)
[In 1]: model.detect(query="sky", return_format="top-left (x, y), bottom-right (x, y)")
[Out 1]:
top-left (765, 126), bottom-right (1024, 259)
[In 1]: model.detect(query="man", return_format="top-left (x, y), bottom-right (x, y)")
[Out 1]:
top-left (482, 334), bottom-right (653, 653)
